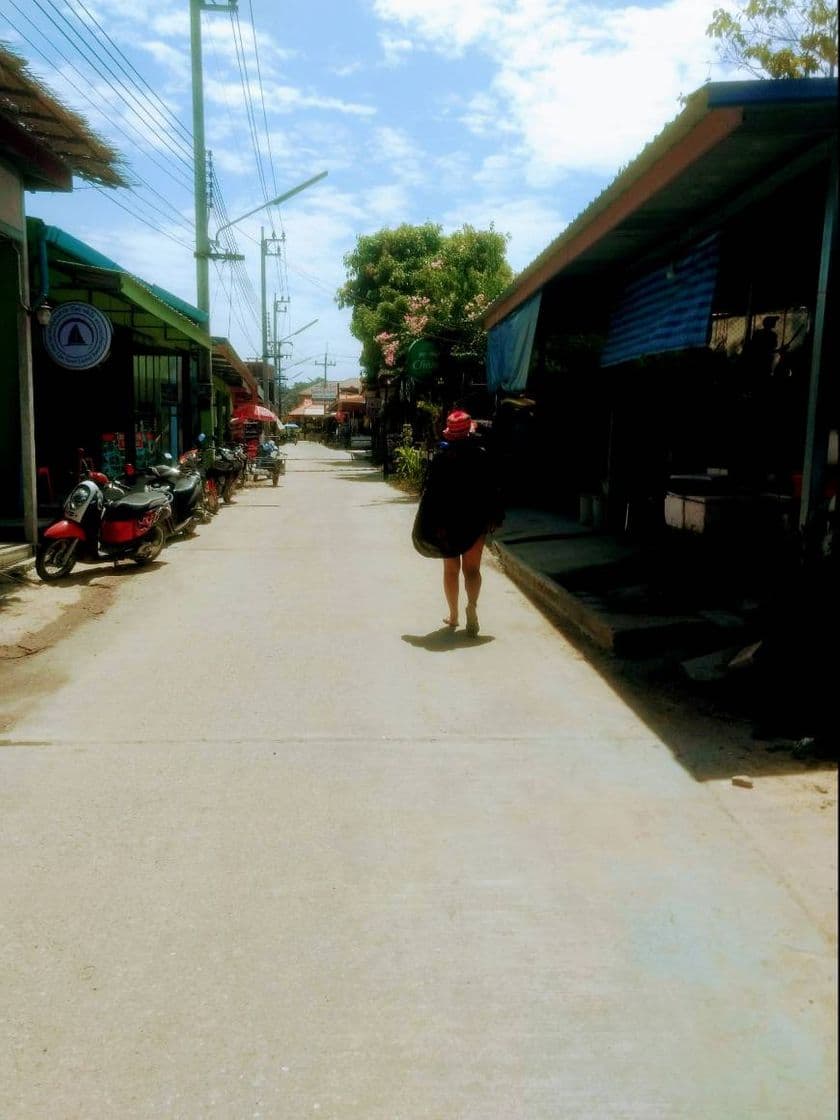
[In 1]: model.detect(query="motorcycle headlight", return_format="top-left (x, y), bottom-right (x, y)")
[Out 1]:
top-left (66, 485), bottom-right (91, 512)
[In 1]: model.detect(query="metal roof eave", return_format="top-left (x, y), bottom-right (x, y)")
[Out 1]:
top-left (119, 274), bottom-right (210, 349)
top-left (484, 77), bottom-right (839, 330)
top-left (211, 337), bottom-right (260, 392)
top-left (31, 220), bottom-right (209, 329)
top-left (48, 258), bottom-right (210, 350)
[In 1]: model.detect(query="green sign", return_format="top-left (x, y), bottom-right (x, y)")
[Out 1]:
top-left (406, 338), bottom-right (438, 380)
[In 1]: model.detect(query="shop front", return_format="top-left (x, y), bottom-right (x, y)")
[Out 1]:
top-left (484, 79), bottom-right (838, 555)
top-left (27, 220), bottom-right (211, 506)
top-left (0, 44), bottom-right (125, 543)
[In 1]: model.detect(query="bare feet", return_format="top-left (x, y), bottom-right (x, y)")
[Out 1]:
top-left (465, 604), bottom-right (479, 637)
top-left (443, 616), bottom-right (458, 629)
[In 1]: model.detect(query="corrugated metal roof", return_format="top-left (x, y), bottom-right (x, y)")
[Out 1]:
top-left (33, 222), bottom-right (208, 326)
top-left (484, 78), bottom-right (838, 330)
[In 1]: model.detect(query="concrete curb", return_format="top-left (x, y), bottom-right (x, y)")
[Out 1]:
top-left (490, 539), bottom-right (618, 652)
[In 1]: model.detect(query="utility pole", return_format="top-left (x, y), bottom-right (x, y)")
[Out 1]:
top-left (316, 348), bottom-right (336, 423)
top-left (190, 0), bottom-right (237, 438)
top-left (272, 295), bottom-right (290, 414)
top-left (260, 229), bottom-right (285, 407)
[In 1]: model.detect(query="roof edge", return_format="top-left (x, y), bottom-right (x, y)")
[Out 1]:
top-left (484, 76), bottom-right (838, 330)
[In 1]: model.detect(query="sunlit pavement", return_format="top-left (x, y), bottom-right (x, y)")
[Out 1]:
top-left (1, 440), bottom-right (835, 1118)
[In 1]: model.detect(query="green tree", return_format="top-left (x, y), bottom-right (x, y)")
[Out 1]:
top-left (707, 0), bottom-right (837, 78)
top-left (336, 222), bottom-right (513, 388)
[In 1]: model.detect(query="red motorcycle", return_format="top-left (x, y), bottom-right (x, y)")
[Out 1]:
top-left (35, 470), bottom-right (171, 581)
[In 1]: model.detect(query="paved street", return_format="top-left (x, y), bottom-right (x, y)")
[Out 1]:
top-left (1, 441), bottom-right (836, 1119)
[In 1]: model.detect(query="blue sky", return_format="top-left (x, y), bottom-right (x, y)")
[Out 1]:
top-left (1, 0), bottom-right (739, 383)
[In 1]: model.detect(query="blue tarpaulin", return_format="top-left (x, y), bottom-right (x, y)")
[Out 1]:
top-left (487, 291), bottom-right (542, 392)
top-left (600, 234), bottom-right (719, 368)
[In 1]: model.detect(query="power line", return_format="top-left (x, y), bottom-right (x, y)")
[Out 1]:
top-left (66, 0), bottom-right (194, 151)
top-left (34, 0), bottom-right (195, 176)
top-left (3, 5), bottom-right (196, 202)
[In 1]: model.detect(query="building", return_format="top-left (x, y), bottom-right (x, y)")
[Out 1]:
top-left (0, 45), bottom-right (125, 543)
top-left (484, 78), bottom-right (837, 541)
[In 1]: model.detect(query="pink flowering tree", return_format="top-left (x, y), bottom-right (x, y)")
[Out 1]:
top-left (337, 222), bottom-right (513, 388)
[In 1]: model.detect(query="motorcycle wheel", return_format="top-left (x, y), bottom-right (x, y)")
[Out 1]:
top-left (35, 538), bottom-right (79, 581)
top-left (132, 523), bottom-right (166, 565)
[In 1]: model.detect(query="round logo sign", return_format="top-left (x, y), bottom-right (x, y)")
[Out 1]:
top-left (406, 338), bottom-right (438, 381)
top-left (43, 302), bottom-right (113, 370)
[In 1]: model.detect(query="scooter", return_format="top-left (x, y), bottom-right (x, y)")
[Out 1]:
top-left (180, 440), bottom-right (219, 516)
top-left (125, 453), bottom-right (205, 535)
top-left (35, 471), bottom-right (171, 581)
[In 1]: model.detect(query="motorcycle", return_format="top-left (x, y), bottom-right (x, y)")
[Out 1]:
top-left (35, 471), bottom-right (170, 581)
top-left (209, 442), bottom-right (246, 503)
top-left (124, 453), bottom-right (206, 535)
top-left (180, 440), bottom-right (219, 516)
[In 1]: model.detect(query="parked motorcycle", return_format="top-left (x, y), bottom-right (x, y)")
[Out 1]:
top-left (180, 441), bottom-right (219, 516)
top-left (35, 471), bottom-right (170, 581)
top-left (125, 453), bottom-right (205, 535)
top-left (210, 443), bottom-right (245, 503)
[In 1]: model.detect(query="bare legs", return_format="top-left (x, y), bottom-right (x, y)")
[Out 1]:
top-left (442, 536), bottom-right (485, 632)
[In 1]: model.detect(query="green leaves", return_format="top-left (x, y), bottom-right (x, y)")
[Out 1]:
top-left (336, 222), bottom-right (513, 385)
top-left (707, 0), bottom-right (837, 77)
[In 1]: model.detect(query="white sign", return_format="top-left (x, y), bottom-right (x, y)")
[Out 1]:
top-left (44, 302), bottom-right (113, 370)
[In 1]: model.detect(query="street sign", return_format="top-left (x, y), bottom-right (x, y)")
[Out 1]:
top-left (406, 338), bottom-right (438, 381)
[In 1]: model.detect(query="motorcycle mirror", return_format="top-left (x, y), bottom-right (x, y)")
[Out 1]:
top-left (162, 452), bottom-right (173, 462)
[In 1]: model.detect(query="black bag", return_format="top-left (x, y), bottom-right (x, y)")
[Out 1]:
top-left (411, 497), bottom-right (447, 558)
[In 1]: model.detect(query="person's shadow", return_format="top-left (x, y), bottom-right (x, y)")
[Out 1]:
top-left (401, 626), bottom-right (495, 652)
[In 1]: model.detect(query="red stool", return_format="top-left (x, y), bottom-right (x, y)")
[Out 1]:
top-left (36, 466), bottom-right (54, 503)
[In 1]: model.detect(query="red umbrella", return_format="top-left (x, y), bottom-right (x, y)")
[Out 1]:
top-left (232, 402), bottom-right (278, 423)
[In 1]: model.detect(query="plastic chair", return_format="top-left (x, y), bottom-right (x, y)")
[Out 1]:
top-left (36, 465), bottom-right (54, 503)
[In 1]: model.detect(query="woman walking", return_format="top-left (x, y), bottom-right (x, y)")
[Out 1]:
top-left (412, 410), bottom-right (503, 637)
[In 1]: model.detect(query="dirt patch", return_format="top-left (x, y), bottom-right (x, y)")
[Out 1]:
top-left (0, 568), bottom-right (115, 660)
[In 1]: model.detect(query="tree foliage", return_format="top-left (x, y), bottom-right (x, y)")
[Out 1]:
top-left (707, 0), bottom-right (837, 78)
top-left (336, 222), bottom-right (513, 385)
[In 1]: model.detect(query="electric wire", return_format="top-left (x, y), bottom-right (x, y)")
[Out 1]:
top-left (3, 5), bottom-right (197, 208)
top-left (65, 0), bottom-right (194, 151)
top-left (33, 0), bottom-right (195, 177)
top-left (229, 7), bottom-right (271, 204)
top-left (92, 186), bottom-right (195, 252)
top-left (246, 0), bottom-right (280, 199)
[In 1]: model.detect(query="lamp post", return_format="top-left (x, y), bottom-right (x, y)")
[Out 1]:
top-left (275, 318), bottom-right (319, 416)
top-left (211, 171), bottom-right (327, 246)
top-left (205, 171), bottom-right (328, 405)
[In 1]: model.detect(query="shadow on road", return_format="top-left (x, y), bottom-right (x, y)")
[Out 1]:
top-left (402, 627), bottom-right (495, 652)
top-left (40, 561), bottom-right (166, 587)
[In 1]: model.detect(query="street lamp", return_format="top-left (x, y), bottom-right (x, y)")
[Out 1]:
top-left (274, 319), bottom-right (318, 415)
top-left (211, 171), bottom-right (328, 246)
top-left (203, 171), bottom-right (327, 404)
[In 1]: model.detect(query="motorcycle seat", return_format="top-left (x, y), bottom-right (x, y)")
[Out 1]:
top-left (104, 491), bottom-right (170, 519)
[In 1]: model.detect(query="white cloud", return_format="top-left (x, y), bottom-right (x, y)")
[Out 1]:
top-left (374, 0), bottom-right (725, 177)
top-left (379, 34), bottom-right (415, 67)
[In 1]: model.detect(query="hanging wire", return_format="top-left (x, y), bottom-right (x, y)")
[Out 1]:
top-left (92, 186), bottom-right (195, 252)
top-left (3, 5), bottom-right (197, 208)
top-left (229, 6), bottom-right (271, 204)
top-left (32, 0), bottom-right (195, 176)
top-left (246, 0), bottom-right (279, 199)
top-left (66, 0), bottom-right (195, 150)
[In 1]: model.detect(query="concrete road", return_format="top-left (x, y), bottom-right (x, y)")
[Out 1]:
top-left (1, 442), bottom-right (835, 1118)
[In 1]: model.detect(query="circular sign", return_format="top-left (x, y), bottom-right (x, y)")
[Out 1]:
top-left (43, 302), bottom-right (113, 370)
top-left (406, 338), bottom-right (438, 381)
